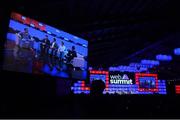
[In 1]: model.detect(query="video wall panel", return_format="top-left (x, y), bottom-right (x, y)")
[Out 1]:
top-left (3, 12), bottom-right (88, 80)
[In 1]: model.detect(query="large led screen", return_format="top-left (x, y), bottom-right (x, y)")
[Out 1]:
top-left (2, 12), bottom-right (88, 79)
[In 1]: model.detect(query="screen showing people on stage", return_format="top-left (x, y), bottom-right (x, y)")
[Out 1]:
top-left (3, 12), bottom-right (88, 79)
top-left (139, 77), bottom-right (156, 89)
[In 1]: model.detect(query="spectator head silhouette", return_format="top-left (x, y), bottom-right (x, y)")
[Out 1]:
top-left (90, 80), bottom-right (105, 96)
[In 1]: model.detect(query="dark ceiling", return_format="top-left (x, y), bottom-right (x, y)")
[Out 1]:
top-left (2, 0), bottom-right (180, 68)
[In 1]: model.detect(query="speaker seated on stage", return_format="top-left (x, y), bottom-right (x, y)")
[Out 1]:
top-left (71, 53), bottom-right (86, 69)
top-left (65, 46), bottom-right (77, 64)
top-left (18, 28), bottom-right (34, 49)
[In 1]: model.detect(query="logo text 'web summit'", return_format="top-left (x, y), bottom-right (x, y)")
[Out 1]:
top-left (110, 74), bottom-right (133, 84)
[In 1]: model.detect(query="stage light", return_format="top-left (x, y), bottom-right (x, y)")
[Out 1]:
top-left (174, 48), bottom-right (180, 55)
top-left (64, 38), bottom-right (69, 41)
top-left (141, 59), bottom-right (160, 65)
top-left (30, 23), bottom-right (35, 27)
top-left (156, 54), bottom-right (172, 61)
top-left (22, 16), bottom-right (26, 20)
top-left (47, 31), bottom-right (51, 34)
top-left (39, 23), bottom-right (43, 26)
top-left (82, 44), bottom-right (87, 47)
top-left (74, 36), bottom-right (78, 39)
top-left (56, 29), bottom-right (60, 33)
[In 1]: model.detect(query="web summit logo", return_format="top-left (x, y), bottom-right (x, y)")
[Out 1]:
top-left (110, 74), bottom-right (133, 84)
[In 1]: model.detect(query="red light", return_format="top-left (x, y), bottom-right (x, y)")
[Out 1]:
top-left (175, 85), bottom-right (180, 94)
top-left (91, 71), bottom-right (94, 74)
top-left (31, 19), bottom-right (39, 28)
top-left (81, 87), bottom-right (85, 90)
top-left (23, 17), bottom-right (31, 25)
top-left (85, 87), bottom-right (90, 90)
top-left (11, 12), bottom-right (23, 23)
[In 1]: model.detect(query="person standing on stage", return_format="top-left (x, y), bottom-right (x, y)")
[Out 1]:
top-left (50, 38), bottom-right (58, 57)
top-left (58, 41), bottom-right (66, 62)
top-left (40, 35), bottom-right (50, 55)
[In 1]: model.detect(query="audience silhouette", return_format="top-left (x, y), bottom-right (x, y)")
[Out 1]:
top-left (90, 80), bottom-right (105, 96)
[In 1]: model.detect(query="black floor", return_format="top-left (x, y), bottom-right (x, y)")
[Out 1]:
top-left (0, 95), bottom-right (180, 118)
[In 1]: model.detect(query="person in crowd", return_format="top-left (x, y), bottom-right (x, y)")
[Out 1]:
top-left (65, 46), bottom-right (77, 64)
top-left (58, 41), bottom-right (66, 62)
top-left (50, 38), bottom-right (58, 57)
top-left (40, 35), bottom-right (50, 55)
top-left (90, 80), bottom-right (105, 96)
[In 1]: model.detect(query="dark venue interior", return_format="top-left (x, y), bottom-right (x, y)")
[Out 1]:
top-left (1, 0), bottom-right (180, 118)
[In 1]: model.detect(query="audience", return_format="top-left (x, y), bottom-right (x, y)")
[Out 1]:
top-left (90, 80), bottom-right (105, 96)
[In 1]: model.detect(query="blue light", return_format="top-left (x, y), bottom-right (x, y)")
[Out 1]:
top-left (159, 92), bottom-right (166, 94)
top-left (156, 54), bottom-right (172, 61)
top-left (56, 29), bottom-right (60, 33)
top-left (84, 91), bottom-right (88, 94)
top-left (77, 91), bottom-right (81, 94)
top-left (74, 83), bottom-right (79, 87)
top-left (74, 36), bottom-right (78, 39)
top-left (141, 59), bottom-right (160, 65)
top-left (174, 48), bottom-right (180, 55)
top-left (109, 64), bottom-right (149, 72)
top-left (64, 38), bottom-right (69, 41)
top-left (7, 33), bottom-right (17, 41)
top-left (78, 81), bottom-right (83, 83)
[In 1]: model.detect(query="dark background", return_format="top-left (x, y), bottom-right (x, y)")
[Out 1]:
top-left (1, 0), bottom-right (180, 118)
